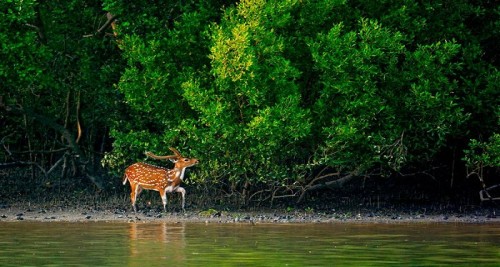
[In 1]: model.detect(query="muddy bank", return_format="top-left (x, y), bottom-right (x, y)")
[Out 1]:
top-left (1, 203), bottom-right (498, 224)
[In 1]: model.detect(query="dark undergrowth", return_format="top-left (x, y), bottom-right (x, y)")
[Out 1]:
top-left (1, 167), bottom-right (497, 216)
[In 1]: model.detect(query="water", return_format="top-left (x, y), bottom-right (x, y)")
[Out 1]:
top-left (0, 222), bottom-right (499, 266)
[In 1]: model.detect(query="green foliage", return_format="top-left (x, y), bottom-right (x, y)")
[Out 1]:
top-left (102, 0), bottom-right (498, 199)
top-left (1, 0), bottom-right (48, 102)
top-left (4, 0), bottom-right (498, 202)
top-left (102, 0), bottom-right (225, 147)
top-left (1, 0), bottom-right (123, 186)
top-left (309, 19), bottom-right (466, 172)
top-left (184, 0), bottom-right (310, 184)
top-left (105, 0), bottom-right (311, 186)
top-left (464, 134), bottom-right (500, 170)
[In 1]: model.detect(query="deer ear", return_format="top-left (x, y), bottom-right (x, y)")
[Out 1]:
top-left (169, 158), bottom-right (178, 163)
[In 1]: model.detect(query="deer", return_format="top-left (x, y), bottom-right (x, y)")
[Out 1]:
top-left (123, 147), bottom-right (198, 213)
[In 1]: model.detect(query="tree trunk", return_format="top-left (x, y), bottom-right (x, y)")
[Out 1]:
top-left (3, 105), bottom-right (104, 189)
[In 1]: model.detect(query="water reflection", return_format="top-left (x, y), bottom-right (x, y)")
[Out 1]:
top-left (127, 222), bottom-right (186, 265)
top-left (0, 222), bottom-right (499, 266)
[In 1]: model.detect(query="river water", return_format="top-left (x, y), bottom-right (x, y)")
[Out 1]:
top-left (0, 221), bottom-right (499, 266)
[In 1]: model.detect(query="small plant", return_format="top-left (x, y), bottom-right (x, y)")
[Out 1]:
top-left (463, 133), bottom-right (500, 200)
top-left (199, 208), bottom-right (219, 217)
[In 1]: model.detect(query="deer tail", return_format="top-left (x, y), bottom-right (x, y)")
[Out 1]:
top-left (122, 174), bottom-right (128, 185)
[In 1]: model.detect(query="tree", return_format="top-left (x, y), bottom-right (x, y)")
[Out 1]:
top-left (184, 0), bottom-right (311, 201)
top-left (100, 0), bottom-right (498, 205)
top-left (1, 0), bottom-right (123, 190)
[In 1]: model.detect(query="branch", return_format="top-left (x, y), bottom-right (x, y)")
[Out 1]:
top-left (2, 104), bottom-right (103, 190)
top-left (297, 173), bottom-right (354, 204)
top-left (270, 183), bottom-right (301, 206)
top-left (1, 133), bottom-right (15, 156)
top-left (304, 171), bottom-right (341, 190)
top-left (47, 153), bottom-right (67, 175)
top-left (83, 13), bottom-right (119, 37)
top-left (10, 148), bottom-right (69, 155)
top-left (98, 13), bottom-right (119, 34)
top-left (479, 183), bottom-right (500, 202)
top-left (8, 105), bottom-right (82, 156)
top-left (397, 165), bottom-right (444, 182)
top-left (0, 161), bottom-right (47, 178)
top-left (25, 4), bottom-right (46, 44)
top-left (248, 189), bottom-right (272, 203)
top-left (25, 23), bottom-right (46, 43)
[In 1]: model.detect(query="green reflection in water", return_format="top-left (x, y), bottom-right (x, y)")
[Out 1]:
top-left (0, 222), bottom-right (499, 266)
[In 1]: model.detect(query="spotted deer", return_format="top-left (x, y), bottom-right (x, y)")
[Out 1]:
top-left (123, 147), bottom-right (198, 212)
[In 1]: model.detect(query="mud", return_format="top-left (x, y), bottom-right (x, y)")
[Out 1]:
top-left (1, 203), bottom-right (498, 224)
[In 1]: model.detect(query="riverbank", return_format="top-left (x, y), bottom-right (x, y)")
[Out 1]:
top-left (1, 202), bottom-right (498, 224)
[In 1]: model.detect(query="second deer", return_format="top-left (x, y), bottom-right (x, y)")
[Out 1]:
top-left (123, 147), bottom-right (198, 212)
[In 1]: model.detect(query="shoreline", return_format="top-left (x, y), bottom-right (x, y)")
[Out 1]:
top-left (1, 204), bottom-right (498, 224)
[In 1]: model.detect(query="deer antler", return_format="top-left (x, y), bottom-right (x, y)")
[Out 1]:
top-left (145, 147), bottom-right (183, 160)
top-left (168, 147), bottom-right (182, 157)
top-left (145, 151), bottom-right (177, 160)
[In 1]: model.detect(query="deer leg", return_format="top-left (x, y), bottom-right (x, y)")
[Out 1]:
top-left (175, 187), bottom-right (186, 212)
top-left (132, 185), bottom-right (143, 213)
top-left (129, 183), bottom-right (137, 212)
top-left (159, 189), bottom-right (167, 212)
top-left (136, 186), bottom-right (143, 198)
